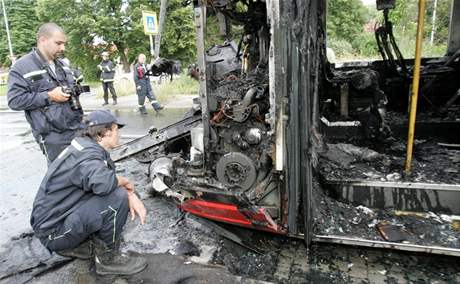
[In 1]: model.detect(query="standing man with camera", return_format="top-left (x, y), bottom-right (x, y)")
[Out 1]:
top-left (98, 52), bottom-right (117, 106)
top-left (7, 23), bottom-right (83, 163)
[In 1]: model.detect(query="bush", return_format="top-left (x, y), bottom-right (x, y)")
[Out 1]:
top-left (90, 72), bottom-right (199, 102)
top-left (327, 38), bottom-right (355, 57)
top-left (89, 78), bottom-right (136, 99)
top-left (154, 72), bottom-right (199, 99)
top-left (352, 33), bottom-right (379, 57)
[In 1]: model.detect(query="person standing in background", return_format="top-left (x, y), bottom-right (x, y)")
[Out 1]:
top-left (133, 54), bottom-right (163, 115)
top-left (98, 52), bottom-right (117, 106)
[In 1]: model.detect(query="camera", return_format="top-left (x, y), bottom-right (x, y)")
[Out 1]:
top-left (62, 84), bottom-right (90, 111)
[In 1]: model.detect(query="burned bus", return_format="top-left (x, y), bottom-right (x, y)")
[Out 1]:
top-left (112, 0), bottom-right (460, 256)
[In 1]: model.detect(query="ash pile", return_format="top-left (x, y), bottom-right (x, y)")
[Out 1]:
top-left (318, 140), bottom-right (460, 184)
top-left (313, 180), bottom-right (460, 249)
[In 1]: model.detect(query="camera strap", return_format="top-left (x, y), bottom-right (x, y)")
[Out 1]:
top-left (31, 49), bottom-right (70, 88)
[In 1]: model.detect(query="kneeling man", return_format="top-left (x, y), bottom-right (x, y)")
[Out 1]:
top-left (30, 110), bottom-right (147, 275)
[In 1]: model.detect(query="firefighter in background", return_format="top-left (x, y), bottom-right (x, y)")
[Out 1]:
top-left (98, 52), bottom-right (117, 106)
top-left (133, 53), bottom-right (164, 115)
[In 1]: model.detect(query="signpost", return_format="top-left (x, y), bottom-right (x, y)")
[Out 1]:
top-left (1, 0), bottom-right (15, 64)
top-left (142, 10), bottom-right (159, 58)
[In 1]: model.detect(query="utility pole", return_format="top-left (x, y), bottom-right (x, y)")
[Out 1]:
top-left (154, 0), bottom-right (168, 59)
top-left (1, 0), bottom-right (15, 63)
top-left (430, 0), bottom-right (438, 45)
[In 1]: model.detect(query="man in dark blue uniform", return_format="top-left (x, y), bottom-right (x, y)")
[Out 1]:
top-left (30, 110), bottom-right (147, 275)
top-left (98, 51), bottom-right (117, 106)
top-left (7, 23), bottom-right (83, 163)
top-left (134, 53), bottom-right (164, 114)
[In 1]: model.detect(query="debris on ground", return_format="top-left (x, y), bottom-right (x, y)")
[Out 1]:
top-left (0, 232), bottom-right (72, 284)
top-left (312, 179), bottom-right (460, 249)
top-left (319, 140), bottom-right (460, 184)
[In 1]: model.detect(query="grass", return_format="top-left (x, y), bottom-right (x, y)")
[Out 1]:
top-left (153, 73), bottom-right (199, 99)
top-left (0, 84), bottom-right (6, 96)
top-left (87, 78), bottom-right (135, 98)
top-left (331, 37), bottom-right (448, 63)
top-left (0, 71), bottom-right (198, 100)
top-left (89, 72), bottom-right (199, 102)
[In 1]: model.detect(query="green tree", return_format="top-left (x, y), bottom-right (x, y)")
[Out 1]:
top-left (425, 0), bottom-right (452, 45)
top-left (157, 0), bottom-right (196, 65)
top-left (0, 0), bottom-right (40, 66)
top-left (390, 0), bottom-right (451, 45)
top-left (35, 0), bottom-right (195, 79)
top-left (327, 0), bottom-right (367, 44)
top-left (389, 0), bottom-right (451, 57)
top-left (327, 0), bottom-right (453, 59)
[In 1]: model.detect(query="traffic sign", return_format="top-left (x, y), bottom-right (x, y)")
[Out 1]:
top-left (142, 10), bottom-right (159, 35)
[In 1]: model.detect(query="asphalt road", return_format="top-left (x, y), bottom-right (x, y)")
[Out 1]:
top-left (1, 98), bottom-right (459, 283)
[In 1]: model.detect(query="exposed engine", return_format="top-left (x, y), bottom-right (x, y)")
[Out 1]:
top-left (205, 68), bottom-right (273, 198)
top-left (147, 25), bottom-right (281, 231)
top-left (167, 66), bottom-right (278, 208)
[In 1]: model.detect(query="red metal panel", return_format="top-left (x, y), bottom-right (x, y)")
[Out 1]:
top-left (180, 199), bottom-right (285, 234)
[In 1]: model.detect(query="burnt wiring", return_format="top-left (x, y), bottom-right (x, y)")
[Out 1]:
top-left (375, 9), bottom-right (408, 76)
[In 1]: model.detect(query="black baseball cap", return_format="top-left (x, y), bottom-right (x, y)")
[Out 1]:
top-left (85, 110), bottom-right (125, 129)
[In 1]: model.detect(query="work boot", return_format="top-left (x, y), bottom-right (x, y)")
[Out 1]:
top-left (154, 104), bottom-right (164, 113)
top-left (139, 106), bottom-right (148, 115)
top-left (93, 238), bottom-right (147, 276)
top-left (56, 239), bottom-right (93, 259)
top-left (102, 101), bottom-right (109, 106)
top-left (113, 99), bottom-right (117, 105)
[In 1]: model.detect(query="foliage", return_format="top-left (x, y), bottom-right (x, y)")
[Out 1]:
top-left (160, 1), bottom-right (196, 65)
top-left (154, 72), bottom-right (198, 98)
top-left (424, 0), bottom-right (452, 45)
top-left (34, 0), bottom-right (196, 80)
top-left (351, 33), bottom-right (378, 57)
top-left (388, 0), bottom-right (451, 57)
top-left (0, 84), bottom-right (7, 96)
top-left (327, 0), bottom-right (367, 44)
top-left (327, 38), bottom-right (354, 57)
top-left (87, 72), bottom-right (197, 100)
top-left (0, 0), bottom-right (40, 66)
top-left (87, 78), bottom-right (137, 98)
top-left (1, 0), bottom-right (454, 69)
top-left (327, 0), bottom-right (452, 61)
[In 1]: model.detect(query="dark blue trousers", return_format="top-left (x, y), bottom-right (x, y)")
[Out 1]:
top-left (40, 188), bottom-right (129, 251)
top-left (102, 81), bottom-right (117, 102)
top-left (137, 82), bottom-right (161, 110)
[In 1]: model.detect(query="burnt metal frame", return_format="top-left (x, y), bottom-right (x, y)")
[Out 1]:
top-left (447, 0), bottom-right (460, 55)
top-left (270, 0), bottom-right (326, 242)
top-left (193, 0), bottom-right (211, 170)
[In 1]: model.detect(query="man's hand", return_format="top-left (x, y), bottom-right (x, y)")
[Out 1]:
top-left (136, 85), bottom-right (141, 90)
top-left (97, 65), bottom-right (103, 71)
top-left (117, 176), bottom-right (134, 194)
top-left (48, 87), bottom-right (70, 103)
top-left (127, 192), bottom-right (147, 225)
